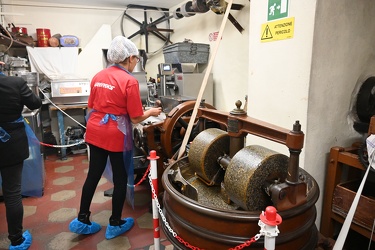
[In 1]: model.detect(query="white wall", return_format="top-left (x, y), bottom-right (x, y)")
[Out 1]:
top-left (248, 0), bottom-right (374, 229)
top-left (248, 0), bottom-right (316, 154)
top-left (3, 0), bottom-right (249, 111)
top-left (111, 0), bottom-right (250, 110)
top-left (4, 1), bottom-right (123, 47)
top-left (167, 0), bottom-right (250, 110)
top-left (308, 0), bottom-right (375, 228)
top-left (3, 1), bottom-right (124, 79)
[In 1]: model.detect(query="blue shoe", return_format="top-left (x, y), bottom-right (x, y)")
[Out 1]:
top-left (69, 218), bottom-right (101, 234)
top-left (105, 217), bottom-right (134, 240)
top-left (9, 230), bottom-right (32, 250)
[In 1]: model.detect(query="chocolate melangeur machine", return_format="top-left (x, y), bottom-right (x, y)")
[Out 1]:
top-left (144, 100), bottom-right (321, 250)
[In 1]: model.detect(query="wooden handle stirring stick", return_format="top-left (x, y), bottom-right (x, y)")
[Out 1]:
top-left (177, 0), bottom-right (234, 160)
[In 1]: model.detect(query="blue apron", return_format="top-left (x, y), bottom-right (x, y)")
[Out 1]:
top-left (0, 116), bottom-right (44, 197)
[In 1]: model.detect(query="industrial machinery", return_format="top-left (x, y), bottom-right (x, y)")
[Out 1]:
top-left (157, 62), bottom-right (213, 107)
top-left (155, 41), bottom-right (214, 112)
top-left (49, 78), bottom-right (91, 104)
top-left (157, 101), bottom-right (319, 249)
top-left (131, 41), bottom-right (216, 180)
top-left (121, 1), bottom-right (245, 54)
top-left (133, 99), bottom-right (221, 189)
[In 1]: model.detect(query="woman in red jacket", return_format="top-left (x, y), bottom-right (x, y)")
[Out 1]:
top-left (0, 61), bottom-right (42, 249)
top-left (69, 36), bottom-right (162, 240)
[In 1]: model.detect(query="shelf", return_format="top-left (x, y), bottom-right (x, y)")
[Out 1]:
top-left (0, 33), bottom-right (34, 48)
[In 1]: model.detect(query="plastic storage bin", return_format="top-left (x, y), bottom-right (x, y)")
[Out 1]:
top-left (163, 42), bottom-right (210, 64)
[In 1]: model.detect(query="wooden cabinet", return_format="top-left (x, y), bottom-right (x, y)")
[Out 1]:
top-left (320, 116), bottom-right (375, 241)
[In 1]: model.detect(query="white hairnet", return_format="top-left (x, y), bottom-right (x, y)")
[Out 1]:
top-left (107, 36), bottom-right (139, 64)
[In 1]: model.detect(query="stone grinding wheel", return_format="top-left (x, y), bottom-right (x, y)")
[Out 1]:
top-left (224, 145), bottom-right (289, 211)
top-left (188, 128), bottom-right (230, 185)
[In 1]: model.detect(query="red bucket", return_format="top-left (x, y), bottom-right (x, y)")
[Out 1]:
top-left (12, 27), bottom-right (28, 35)
top-left (36, 28), bottom-right (51, 47)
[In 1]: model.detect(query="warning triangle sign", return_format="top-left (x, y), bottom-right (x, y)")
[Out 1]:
top-left (261, 25), bottom-right (273, 40)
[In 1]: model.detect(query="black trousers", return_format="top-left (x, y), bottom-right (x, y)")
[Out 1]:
top-left (0, 162), bottom-right (24, 244)
top-left (79, 144), bottom-right (128, 221)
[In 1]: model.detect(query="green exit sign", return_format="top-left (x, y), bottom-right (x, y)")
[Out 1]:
top-left (268, 0), bottom-right (288, 21)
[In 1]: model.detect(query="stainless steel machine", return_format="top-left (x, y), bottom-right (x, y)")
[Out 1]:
top-left (50, 78), bottom-right (91, 104)
top-left (158, 63), bottom-right (213, 106)
top-left (20, 72), bottom-right (43, 143)
top-left (133, 72), bottom-right (148, 106)
top-left (23, 109), bottom-right (43, 143)
top-left (156, 42), bottom-right (213, 107)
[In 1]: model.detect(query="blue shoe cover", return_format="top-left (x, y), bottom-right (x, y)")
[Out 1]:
top-left (9, 230), bottom-right (32, 250)
top-left (69, 218), bottom-right (101, 234)
top-left (105, 217), bottom-right (134, 240)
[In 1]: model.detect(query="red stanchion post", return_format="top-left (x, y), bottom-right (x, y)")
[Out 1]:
top-left (259, 206), bottom-right (282, 250)
top-left (148, 150), bottom-right (160, 250)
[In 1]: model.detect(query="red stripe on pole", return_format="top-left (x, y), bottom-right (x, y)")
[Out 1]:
top-left (149, 150), bottom-right (161, 249)
top-left (152, 178), bottom-right (159, 238)
top-left (153, 218), bottom-right (160, 238)
top-left (152, 179), bottom-right (158, 195)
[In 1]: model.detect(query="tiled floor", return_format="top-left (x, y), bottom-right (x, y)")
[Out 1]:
top-left (2, 152), bottom-right (374, 250)
top-left (0, 153), bottom-right (173, 250)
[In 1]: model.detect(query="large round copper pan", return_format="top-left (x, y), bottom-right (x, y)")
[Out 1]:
top-left (161, 156), bottom-right (319, 250)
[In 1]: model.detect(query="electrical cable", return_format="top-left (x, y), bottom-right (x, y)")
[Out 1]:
top-left (38, 87), bottom-right (87, 149)
top-left (39, 87), bottom-right (86, 130)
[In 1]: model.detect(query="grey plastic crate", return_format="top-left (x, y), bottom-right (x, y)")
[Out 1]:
top-left (163, 42), bottom-right (210, 64)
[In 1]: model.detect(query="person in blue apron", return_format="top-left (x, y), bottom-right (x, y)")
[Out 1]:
top-left (0, 61), bottom-right (42, 250)
top-left (69, 36), bottom-right (162, 240)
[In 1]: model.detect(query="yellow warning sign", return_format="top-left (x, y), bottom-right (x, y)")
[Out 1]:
top-left (261, 17), bottom-right (294, 42)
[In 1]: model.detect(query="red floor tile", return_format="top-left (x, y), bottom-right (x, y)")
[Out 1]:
top-left (0, 153), bottom-right (171, 250)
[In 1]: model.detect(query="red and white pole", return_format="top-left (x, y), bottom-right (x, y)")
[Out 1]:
top-left (259, 206), bottom-right (282, 250)
top-left (148, 150), bottom-right (160, 250)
